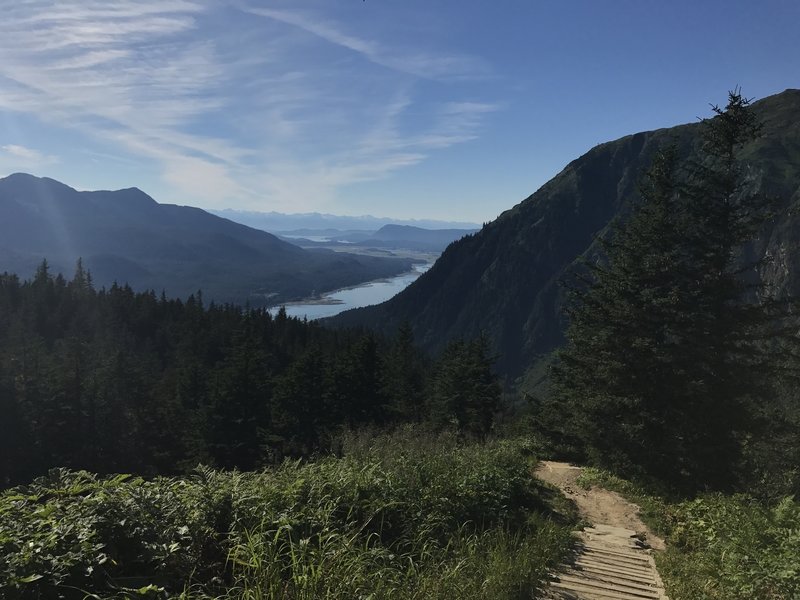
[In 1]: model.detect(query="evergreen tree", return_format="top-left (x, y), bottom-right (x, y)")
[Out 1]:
top-left (207, 323), bottom-right (271, 470)
top-left (380, 322), bottom-right (425, 422)
top-left (0, 361), bottom-right (32, 486)
top-left (551, 147), bottom-right (689, 480)
top-left (70, 258), bottom-right (93, 294)
top-left (272, 347), bottom-right (326, 457)
top-left (430, 335), bottom-right (501, 437)
top-left (552, 91), bottom-right (792, 490)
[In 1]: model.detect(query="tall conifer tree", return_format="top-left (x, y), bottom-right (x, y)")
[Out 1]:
top-left (552, 91), bottom-right (791, 490)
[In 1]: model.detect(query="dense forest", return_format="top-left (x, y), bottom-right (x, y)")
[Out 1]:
top-left (0, 260), bottom-right (501, 488)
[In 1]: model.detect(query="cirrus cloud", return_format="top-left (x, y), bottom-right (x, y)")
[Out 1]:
top-left (0, 1), bottom-right (498, 212)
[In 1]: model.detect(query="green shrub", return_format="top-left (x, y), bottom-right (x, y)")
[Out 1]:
top-left (0, 434), bottom-right (574, 599)
top-left (577, 467), bottom-right (800, 600)
top-left (659, 495), bottom-right (800, 600)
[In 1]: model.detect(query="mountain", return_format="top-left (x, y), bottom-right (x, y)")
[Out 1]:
top-left (368, 225), bottom-right (477, 249)
top-left (0, 174), bottom-right (414, 305)
top-left (277, 229), bottom-right (374, 241)
top-left (331, 89), bottom-right (800, 382)
top-left (209, 209), bottom-right (480, 232)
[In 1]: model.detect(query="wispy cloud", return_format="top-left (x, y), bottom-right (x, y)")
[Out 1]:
top-left (0, 1), bottom-right (251, 201)
top-left (1, 144), bottom-right (58, 166)
top-left (0, 1), bottom-right (498, 211)
top-left (240, 6), bottom-right (491, 82)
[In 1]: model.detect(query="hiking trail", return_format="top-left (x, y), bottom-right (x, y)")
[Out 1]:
top-left (536, 461), bottom-right (669, 600)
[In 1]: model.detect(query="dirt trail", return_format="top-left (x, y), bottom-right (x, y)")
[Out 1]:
top-left (535, 461), bottom-right (669, 600)
top-left (535, 461), bottom-right (664, 551)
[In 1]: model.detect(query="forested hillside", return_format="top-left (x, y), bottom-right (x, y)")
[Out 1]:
top-left (331, 89), bottom-right (800, 381)
top-left (0, 173), bottom-right (413, 306)
top-left (0, 263), bottom-right (501, 487)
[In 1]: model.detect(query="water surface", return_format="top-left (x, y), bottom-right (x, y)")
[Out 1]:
top-left (271, 261), bottom-right (431, 320)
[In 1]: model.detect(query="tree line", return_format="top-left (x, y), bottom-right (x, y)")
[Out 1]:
top-left (0, 262), bottom-right (500, 487)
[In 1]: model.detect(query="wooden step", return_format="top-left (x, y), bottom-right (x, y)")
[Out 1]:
top-left (580, 541), bottom-right (651, 556)
top-left (554, 573), bottom-right (660, 598)
top-left (546, 529), bottom-right (669, 599)
top-left (582, 548), bottom-right (650, 568)
top-left (576, 552), bottom-right (653, 573)
top-left (550, 579), bottom-right (659, 600)
top-left (556, 570), bottom-right (660, 594)
top-left (580, 542), bottom-right (650, 558)
top-left (572, 561), bottom-right (658, 584)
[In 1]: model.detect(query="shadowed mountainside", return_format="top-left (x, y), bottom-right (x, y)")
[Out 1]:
top-left (331, 89), bottom-right (800, 382)
top-left (0, 174), bottom-right (414, 305)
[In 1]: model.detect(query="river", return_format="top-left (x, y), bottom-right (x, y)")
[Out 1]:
top-left (269, 260), bottom-right (432, 320)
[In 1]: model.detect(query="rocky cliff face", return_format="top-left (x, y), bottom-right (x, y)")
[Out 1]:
top-left (331, 89), bottom-right (800, 382)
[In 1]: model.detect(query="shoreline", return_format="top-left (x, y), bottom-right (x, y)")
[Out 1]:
top-left (269, 259), bottom-right (433, 316)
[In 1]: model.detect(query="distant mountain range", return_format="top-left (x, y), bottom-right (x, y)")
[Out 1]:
top-left (282, 224), bottom-right (478, 252)
top-left (209, 209), bottom-right (480, 233)
top-left (331, 89), bottom-right (800, 386)
top-left (0, 173), bottom-right (414, 305)
top-left (370, 224), bottom-right (477, 245)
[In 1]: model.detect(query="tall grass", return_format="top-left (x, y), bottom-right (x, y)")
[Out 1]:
top-left (657, 495), bottom-right (800, 600)
top-left (1, 430), bottom-right (574, 599)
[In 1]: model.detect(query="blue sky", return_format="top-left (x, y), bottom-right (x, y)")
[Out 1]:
top-left (0, 1), bottom-right (797, 222)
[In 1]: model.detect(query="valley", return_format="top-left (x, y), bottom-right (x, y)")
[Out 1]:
top-left (0, 173), bottom-right (416, 307)
top-left (1, 59), bottom-right (798, 600)
top-left (1, 0), bottom-right (798, 595)
top-left (270, 256), bottom-right (434, 320)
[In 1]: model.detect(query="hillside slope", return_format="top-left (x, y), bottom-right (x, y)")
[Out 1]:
top-left (331, 89), bottom-right (800, 380)
top-left (0, 174), bottom-right (413, 305)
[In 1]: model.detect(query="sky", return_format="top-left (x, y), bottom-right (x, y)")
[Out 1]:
top-left (0, 1), bottom-right (798, 223)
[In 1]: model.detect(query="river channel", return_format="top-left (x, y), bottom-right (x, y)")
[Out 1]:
top-left (270, 260), bottom-right (432, 320)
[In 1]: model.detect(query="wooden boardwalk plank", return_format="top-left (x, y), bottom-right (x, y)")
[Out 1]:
top-left (534, 462), bottom-right (669, 600)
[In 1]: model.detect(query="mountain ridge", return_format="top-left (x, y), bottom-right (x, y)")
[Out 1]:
top-left (0, 173), bottom-right (414, 305)
top-left (210, 208), bottom-right (481, 232)
top-left (330, 89), bottom-right (800, 382)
